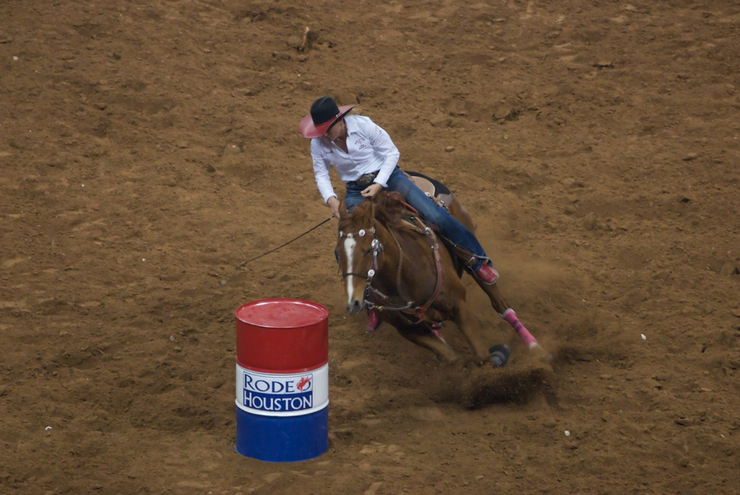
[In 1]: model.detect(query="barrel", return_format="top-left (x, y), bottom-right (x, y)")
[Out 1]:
top-left (235, 298), bottom-right (329, 462)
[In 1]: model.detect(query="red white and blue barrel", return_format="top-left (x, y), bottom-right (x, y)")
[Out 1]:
top-left (235, 298), bottom-right (329, 463)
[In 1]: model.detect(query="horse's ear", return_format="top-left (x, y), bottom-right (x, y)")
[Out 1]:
top-left (374, 190), bottom-right (391, 209)
top-left (368, 195), bottom-right (377, 218)
top-left (338, 200), bottom-right (348, 219)
top-left (372, 191), bottom-right (388, 218)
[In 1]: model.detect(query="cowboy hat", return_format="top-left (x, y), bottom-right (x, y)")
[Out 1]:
top-left (299, 96), bottom-right (354, 139)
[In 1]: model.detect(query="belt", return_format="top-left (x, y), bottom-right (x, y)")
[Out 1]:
top-left (347, 171), bottom-right (379, 188)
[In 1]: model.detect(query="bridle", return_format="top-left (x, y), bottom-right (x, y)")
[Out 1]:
top-left (337, 219), bottom-right (444, 325)
top-left (338, 226), bottom-right (382, 282)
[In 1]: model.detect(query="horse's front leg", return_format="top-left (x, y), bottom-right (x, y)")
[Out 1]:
top-left (395, 323), bottom-right (461, 364)
top-left (453, 300), bottom-right (496, 365)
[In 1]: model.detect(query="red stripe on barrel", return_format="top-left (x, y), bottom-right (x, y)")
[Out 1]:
top-left (235, 298), bottom-right (329, 374)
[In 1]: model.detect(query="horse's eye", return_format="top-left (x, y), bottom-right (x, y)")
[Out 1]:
top-left (364, 247), bottom-right (373, 256)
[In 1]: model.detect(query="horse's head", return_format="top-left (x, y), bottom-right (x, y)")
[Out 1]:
top-left (335, 199), bottom-right (380, 315)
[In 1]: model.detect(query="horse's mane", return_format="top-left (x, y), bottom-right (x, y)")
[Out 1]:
top-left (339, 192), bottom-right (421, 235)
top-left (373, 192), bottom-right (423, 234)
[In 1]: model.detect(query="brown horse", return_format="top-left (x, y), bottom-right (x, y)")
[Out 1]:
top-left (335, 187), bottom-right (548, 367)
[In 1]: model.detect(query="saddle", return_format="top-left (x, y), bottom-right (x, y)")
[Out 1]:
top-left (405, 171), bottom-right (478, 270)
top-left (407, 172), bottom-right (454, 209)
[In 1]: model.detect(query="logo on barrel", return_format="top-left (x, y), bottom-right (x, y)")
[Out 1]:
top-left (242, 371), bottom-right (314, 413)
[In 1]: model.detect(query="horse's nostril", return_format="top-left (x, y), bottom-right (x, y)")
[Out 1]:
top-left (347, 300), bottom-right (362, 315)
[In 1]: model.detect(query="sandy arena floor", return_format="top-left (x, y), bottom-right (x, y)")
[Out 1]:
top-left (2, 1), bottom-right (740, 494)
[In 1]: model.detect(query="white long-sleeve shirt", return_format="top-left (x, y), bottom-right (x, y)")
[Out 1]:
top-left (310, 115), bottom-right (400, 203)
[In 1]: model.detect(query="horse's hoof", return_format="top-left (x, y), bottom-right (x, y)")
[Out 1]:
top-left (489, 344), bottom-right (510, 368)
top-left (529, 343), bottom-right (553, 362)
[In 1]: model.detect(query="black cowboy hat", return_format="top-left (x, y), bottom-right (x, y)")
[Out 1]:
top-left (299, 96), bottom-right (354, 139)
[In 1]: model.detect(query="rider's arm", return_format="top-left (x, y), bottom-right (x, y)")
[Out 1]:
top-left (311, 139), bottom-right (338, 204)
top-left (362, 119), bottom-right (400, 188)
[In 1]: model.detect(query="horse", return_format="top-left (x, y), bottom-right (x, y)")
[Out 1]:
top-left (335, 179), bottom-right (547, 367)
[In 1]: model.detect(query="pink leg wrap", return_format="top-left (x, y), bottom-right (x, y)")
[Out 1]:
top-left (501, 309), bottom-right (538, 349)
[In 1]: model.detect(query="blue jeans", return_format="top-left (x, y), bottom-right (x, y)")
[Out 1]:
top-left (345, 167), bottom-right (488, 270)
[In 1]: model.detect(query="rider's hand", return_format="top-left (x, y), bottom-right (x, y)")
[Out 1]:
top-left (361, 183), bottom-right (383, 199)
top-left (327, 196), bottom-right (341, 219)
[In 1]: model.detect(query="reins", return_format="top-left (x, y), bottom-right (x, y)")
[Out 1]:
top-left (235, 216), bottom-right (334, 270)
top-left (366, 221), bottom-right (443, 324)
top-left (219, 216), bottom-right (333, 286)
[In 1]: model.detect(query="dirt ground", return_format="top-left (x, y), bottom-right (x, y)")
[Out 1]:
top-left (2, 0), bottom-right (740, 493)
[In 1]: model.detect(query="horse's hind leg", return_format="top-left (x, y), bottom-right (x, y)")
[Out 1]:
top-left (476, 280), bottom-right (548, 356)
top-left (448, 194), bottom-right (547, 358)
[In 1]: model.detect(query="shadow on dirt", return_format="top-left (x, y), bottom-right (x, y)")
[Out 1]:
top-left (434, 360), bottom-right (558, 410)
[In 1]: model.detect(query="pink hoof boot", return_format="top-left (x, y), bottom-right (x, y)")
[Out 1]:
top-left (366, 310), bottom-right (381, 333)
top-left (474, 264), bottom-right (499, 285)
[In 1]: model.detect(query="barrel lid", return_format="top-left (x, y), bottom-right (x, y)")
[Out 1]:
top-left (235, 298), bottom-right (328, 329)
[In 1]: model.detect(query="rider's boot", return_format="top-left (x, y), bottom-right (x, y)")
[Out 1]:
top-left (366, 309), bottom-right (382, 333)
top-left (473, 263), bottom-right (499, 285)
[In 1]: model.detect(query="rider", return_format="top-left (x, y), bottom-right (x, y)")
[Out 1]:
top-left (300, 96), bottom-right (499, 332)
